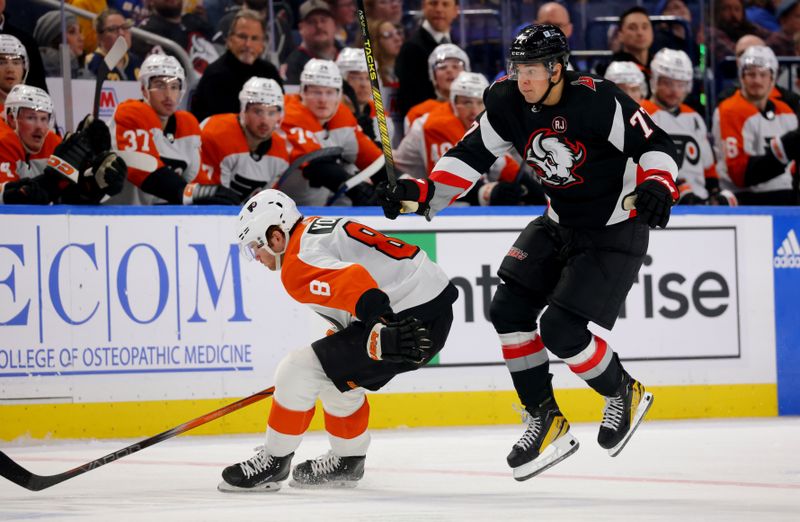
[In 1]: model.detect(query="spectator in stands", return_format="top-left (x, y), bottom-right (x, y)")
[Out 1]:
top-left (641, 49), bottom-right (727, 205)
top-left (746, 0), bottom-right (780, 32)
top-left (68, 0), bottom-right (107, 55)
top-left (404, 43), bottom-right (469, 133)
top-left (198, 77), bottom-right (289, 203)
top-left (280, 58), bottom-right (383, 206)
top-left (370, 18), bottom-right (403, 88)
top-left (651, 0), bottom-right (699, 60)
top-left (215, 0), bottom-right (296, 64)
top-left (136, 0), bottom-right (218, 77)
top-left (336, 47), bottom-right (394, 145)
top-left (86, 8), bottom-right (142, 81)
top-left (778, 32), bottom-right (800, 93)
top-left (603, 61), bottom-right (647, 102)
top-left (535, 2), bottom-right (573, 40)
top-left (365, 0), bottom-right (403, 26)
top-left (0, 85), bottom-right (125, 204)
top-left (712, 45), bottom-right (799, 205)
top-left (34, 11), bottom-right (93, 79)
top-left (711, 0), bottom-right (770, 66)
top-left (0, 0), bottom-right (48, 92)
top-left (767, 0), bottom-right (800, 55)
top-left (191, 9), bottom-right (282, 123)
top-left (395, 71), bottom-right (537, 206)
top-left (395, 0), bottom-right (459, 116)
top-left (108, 0), bottom-right (149, 25)
top-left (109, 54), bottom-right (239, 205)
top-left (609, 6), bottom-right (655, 82)
top-left (327, 0), bottom-right (358, 47)
top-left (284, 0), bottom-right (341, 84)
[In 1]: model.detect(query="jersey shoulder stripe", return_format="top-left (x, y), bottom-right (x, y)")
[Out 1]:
top-left (114, 99), bottom-right (161, 130)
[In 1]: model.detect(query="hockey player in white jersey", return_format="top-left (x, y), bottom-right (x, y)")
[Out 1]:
top-left (220, 189), bottom-right (457, 492)
top-left (603, 61), bottom-right (646, 102)
top-left (640, 49), bottom-right (733, 205)
top-left (199, 77), bottom-right (290, 202)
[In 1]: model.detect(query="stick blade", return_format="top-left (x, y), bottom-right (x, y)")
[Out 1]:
top-left (115, 150), bottom-right (158, 173)
top-left (104, 36), bottom-right (128, 70)
top-left (0, 450), bottom-right (42, 491)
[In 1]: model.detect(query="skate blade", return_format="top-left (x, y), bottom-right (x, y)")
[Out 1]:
top-left (512, 433), bottom-right (580, 482)
top-left (217, 480), bottom-right (283, 493)
top-left (608, 391), bottom-right (654, 457)
top-left (288, 479), bottom-right (360, 489)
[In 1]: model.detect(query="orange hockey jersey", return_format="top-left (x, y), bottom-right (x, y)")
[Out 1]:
top-left (395, 102), bottom-right (519, 185)
top-left (280, 94), bottom-right (383, 205)
top-left (640, 99), bottom-right (717, 199)
top-left (403, 99), bottom-right (446, 135)
top-left (0, 125), bottom-right (61, 183)
top-left (281, 216), bottom-right (451, 331)
top-left (110, 99), bottom-right (202, 205)
top-left (199, 113), bottom-right (290, 195)
top-left (712, 90), bottom-right (798, 193)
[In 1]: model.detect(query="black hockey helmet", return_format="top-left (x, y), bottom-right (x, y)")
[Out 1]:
top-left (508, 24), bottom-right (570, 68)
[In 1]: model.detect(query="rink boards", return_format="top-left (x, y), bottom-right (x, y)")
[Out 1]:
top-left (0, 206), bottom-right (797, 440)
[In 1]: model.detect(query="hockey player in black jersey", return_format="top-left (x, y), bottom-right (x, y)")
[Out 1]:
top-left (378, 24), bottom-right (680, 481)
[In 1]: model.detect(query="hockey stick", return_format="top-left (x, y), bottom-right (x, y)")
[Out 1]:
top-left (92, 36), bottom-right (128, 119)
top-left (355, 2), bottom-right (423, 217)
top-left (325, 155), bottom-right (385, 205)
top-left (272, 146), bottom-right (344, 190)
top-left (0, 387), bottom-right (275, 491)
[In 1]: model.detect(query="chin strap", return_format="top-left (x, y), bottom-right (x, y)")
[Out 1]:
top-left (530, 65), bottom-right (563, 112)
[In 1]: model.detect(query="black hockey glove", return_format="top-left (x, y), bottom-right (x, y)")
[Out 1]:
top-left (488, 181), bottom-right (524, 206)
top-left (0, 178), bottom-right (49, 204)
top-left (46, 131), bottom-right (94, 184)
top-left (632, 178), bottom-right (675, 228)
top-left (229, 173), bottom-right (265, 203)
top-left (375, 178), bottom-right (434, 219)
top-left (76, 115), bottom-right (112, 155)
top-left (184, 183), bottom-right (241, 205)
top-left (366, 315), bottom-right (433, 365)
top-left (88, 152), bottom-right (126, 200)
top-left (779, 129), bottom-right (800, 163)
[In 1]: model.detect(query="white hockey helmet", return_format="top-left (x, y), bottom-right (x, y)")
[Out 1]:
top-left (449, 71), bottom-right (489, 106)
top-left (139, 54), bottom-right (186, 101)
top-left (300, 58), bottom-right (343, 90)
top-left (239, 77), bottom-right (283, 111)
top-left (604, 61), bottom-right (646, 93)
top-left (237, 189), bottom-right (303, 266)
top-left (0, 34), bottom-right (28, 83)
top-left (428, 43), bottom-right (471, 83)
top-left (650, 48), bottom-right (693, 93)
top-left (738, 45), bottom-right (779, 79)
top-left (335, 47), bottom-right (368, 75)
top-left (5, 84), bottom-right (53, 127)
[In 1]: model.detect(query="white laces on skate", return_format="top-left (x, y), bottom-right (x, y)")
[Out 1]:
top-left (238, 446), bottom-right (273, 479)
top-left (513, 405), bottom-right (542, 450)
top-left (309, 451), bottom-right (342, 476)
top-left (600, 395), bottom-right (625, 430)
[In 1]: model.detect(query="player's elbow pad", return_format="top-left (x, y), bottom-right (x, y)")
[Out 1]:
top-left (140, 166), bottom-right (187, 204)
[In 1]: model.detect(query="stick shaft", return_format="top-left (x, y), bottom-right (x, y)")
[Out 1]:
top-left (0, 387), bottom-right (274, 491)
top-left (356, 2), bottom-right (397, 189)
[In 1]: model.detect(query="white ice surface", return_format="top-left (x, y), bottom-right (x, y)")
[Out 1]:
top-left (1, 418), bottom-right (799, 521)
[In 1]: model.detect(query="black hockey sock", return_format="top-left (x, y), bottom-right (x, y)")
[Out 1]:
top-left (512, 369), bottom-right (555, 409)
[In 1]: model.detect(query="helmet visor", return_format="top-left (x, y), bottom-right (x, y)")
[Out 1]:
top-left (241, 240), bottom-right (263, 261)
top-left (507, 61), bottom-right (552, 81)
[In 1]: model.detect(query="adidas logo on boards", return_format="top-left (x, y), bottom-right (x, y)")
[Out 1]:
top-left (774, 229), bottom-right (800, 269)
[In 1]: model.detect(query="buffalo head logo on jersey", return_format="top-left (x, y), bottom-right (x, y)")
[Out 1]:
top-left (524, 130), bottom-right (586, 188)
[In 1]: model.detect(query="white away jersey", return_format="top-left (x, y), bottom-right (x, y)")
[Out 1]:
top-left (281, 216), bottom-right (451, 330)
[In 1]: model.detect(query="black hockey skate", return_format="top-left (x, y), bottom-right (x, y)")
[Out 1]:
top-left (598, 372), bottom-right (654, 457)
top-left (289, 451), bottom-right (365, 489)
top-left (217, 447), bottom-right (293, 492)
top-left (507, 397), bottom-right (579, 481)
